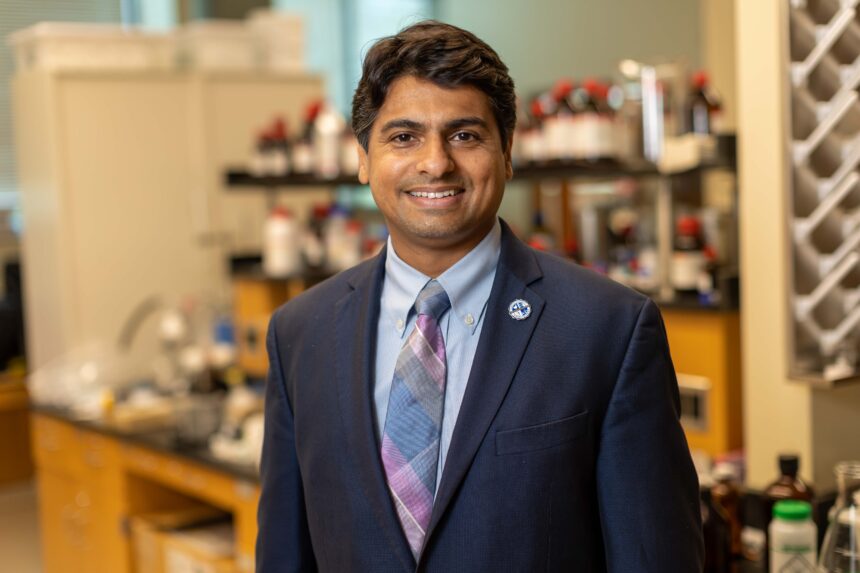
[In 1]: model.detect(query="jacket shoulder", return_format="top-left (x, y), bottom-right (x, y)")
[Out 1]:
top-left (269, 257), bottom-right (376, 329)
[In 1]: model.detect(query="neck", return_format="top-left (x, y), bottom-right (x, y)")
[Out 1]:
top-left (391, 241), bottom-right (475, 278)
top-left (389, 225), bottom-right (495, 278)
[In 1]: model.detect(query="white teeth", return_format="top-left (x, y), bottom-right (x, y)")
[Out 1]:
top-left (409, 190), bottom-right (459, 198)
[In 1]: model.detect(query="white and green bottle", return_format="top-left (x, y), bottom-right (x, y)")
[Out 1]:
top-left (769, 500), bottom-right (817, 572)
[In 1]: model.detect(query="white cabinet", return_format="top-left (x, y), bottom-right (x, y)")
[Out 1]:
top-left (13, 70), bottom-right (323, 370)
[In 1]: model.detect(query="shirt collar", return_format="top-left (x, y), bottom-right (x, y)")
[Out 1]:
top-left (383, 219), bottom-right (501, 338)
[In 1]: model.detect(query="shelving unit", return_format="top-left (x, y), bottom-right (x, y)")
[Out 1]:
top-left (222, 146), bottom-right (738, 309)
top-left (786, 0), bottom-right (860, 384)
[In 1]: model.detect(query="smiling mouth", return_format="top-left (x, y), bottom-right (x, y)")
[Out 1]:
top-left (406, 189), bottom-right (464, 199)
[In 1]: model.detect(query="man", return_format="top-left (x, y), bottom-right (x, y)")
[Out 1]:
top-left (257, 21), bottom-right (703, 573)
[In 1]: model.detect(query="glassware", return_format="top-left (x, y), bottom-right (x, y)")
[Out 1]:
top-left (819, 461), bottom-right (860, 572)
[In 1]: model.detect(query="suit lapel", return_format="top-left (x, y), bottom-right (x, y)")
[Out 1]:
top-left (425, 222), bottom-right (545, 545)
top-left (334, 246), bottom-right (415, 572)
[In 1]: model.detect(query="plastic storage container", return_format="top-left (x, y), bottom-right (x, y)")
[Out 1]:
top-left (248, 8), bottom-right (305, 72)
top-left (180, 20), bottom-right (259, 71)
top-left (6, 22), bottom-right (176, 72)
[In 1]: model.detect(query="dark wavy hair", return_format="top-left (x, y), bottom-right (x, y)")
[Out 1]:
top-left (351, 20), bottom-right (516, 152)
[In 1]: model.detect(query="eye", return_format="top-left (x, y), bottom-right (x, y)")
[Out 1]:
top-left (452, 131), bottom-right (480, 143)
top-left (391, 133), bottom-right (415, 143)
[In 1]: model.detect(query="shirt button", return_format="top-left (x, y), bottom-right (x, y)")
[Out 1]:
top-left (464, 313), bottom-right (475, 326)
top-left (396, 319), bottom-right (404, 331)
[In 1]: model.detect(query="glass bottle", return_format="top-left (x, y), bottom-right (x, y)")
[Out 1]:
top-left (819, 461), bottom-right (860, 572)
top-left (686, 70), bottom-right (722, 135)
top-left (711, 463), bottom-right (743, 569)
top-left (765, 454), bottom-right (815, 503)
top-left (671, 213), bottom-right (706, 295)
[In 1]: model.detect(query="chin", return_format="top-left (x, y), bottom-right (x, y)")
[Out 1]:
top-left (408, 224), bottom-right (493, 252)
top-left (402, 220), bottom-right (468, 241)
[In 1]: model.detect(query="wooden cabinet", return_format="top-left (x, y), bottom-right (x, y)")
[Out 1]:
top-left (662, 308), bottom-right (742, 457)
top-left (30, 412), bottom-right (261, 572)
top-left (36, 469), bottom-right (83, 573)
top-left (0, 379), bottom-right (34, 486)
top-left (31, 415), bottom-right (130, 573)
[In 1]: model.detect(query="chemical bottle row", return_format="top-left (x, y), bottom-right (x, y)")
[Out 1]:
top-left (248, 68), bottom-right (724, 178)
top-left (513, 69), bottom-right (724, 165)
top-left (249, 100), bottom-right (360, 179)
top-left (526, 204), bottom-right (730, 305)
top-left (704, 455), bottom-right (860, 573)
top-left (262, 203), bottom-right (384, 278)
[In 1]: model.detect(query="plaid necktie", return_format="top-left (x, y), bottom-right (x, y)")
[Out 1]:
top-left (380, 279), bottom-right (450, 559)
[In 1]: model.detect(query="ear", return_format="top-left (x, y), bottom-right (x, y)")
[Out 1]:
top-left (504, 134), bottom-right (514, 180)
top-left (358, 143), bottom-right (369, 185)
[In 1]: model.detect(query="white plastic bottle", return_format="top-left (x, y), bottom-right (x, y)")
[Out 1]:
top-left (313, 103), bottom-right (346, 179)
top-left (263, 206), bottom-right (302, 277)
top-left (769, 500), bottom-right (817, 573)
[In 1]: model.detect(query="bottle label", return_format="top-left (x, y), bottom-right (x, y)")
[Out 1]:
top-left (770, 547), bottom-right (816, 572)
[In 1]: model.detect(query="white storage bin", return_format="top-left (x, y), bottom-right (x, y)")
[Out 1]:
top-left (181, 20), bottom-right (260, 71)
top-left (6, 22), bottom-right (177, 72)
top-left (247, 9), bottom-right (305, 72)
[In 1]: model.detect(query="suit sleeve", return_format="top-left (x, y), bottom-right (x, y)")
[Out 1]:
top-left (256, 317), bottom-right (317, 573)
top-left (596, 299), bottom-right (704, 573)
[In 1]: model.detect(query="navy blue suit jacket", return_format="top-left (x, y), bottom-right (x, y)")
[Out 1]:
top-left (257, 220), bottom-right (704, 572)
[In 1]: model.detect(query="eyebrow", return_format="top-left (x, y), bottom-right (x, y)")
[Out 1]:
top-left (446, 117), bottom-right (489, 131)
top-left (379, 119), bottom-right (423, 133)
top-left (378, 116), bottom-right (490, 134)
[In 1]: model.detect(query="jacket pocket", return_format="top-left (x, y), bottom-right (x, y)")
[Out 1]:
top-left (495, 410), bottom-right (589, 456)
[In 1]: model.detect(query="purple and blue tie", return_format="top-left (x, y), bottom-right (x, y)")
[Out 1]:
top-left (380, 279), bottom-right (450, 559)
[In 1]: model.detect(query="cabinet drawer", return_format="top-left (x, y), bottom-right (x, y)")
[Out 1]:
top-left (31, 415), bottom-right (83, 477)
top-left (78, 431), bottom-right (117, 470)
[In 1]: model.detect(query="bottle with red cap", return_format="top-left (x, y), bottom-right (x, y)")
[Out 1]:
top-left (521, 97), bottom-right (550, 164)
top-left (573, 78), bottom-right (616, 162)
top-left (302, 203), bottom-right (330, 271)
top-left (250, 116), bottom-right (290, 177)
top-left (292, 100), bottom-right (322, 174)
top-left (671, 213), bottom-right (706, 295)
top-left (268, 116), bottom-right (290, 175)
top-left (687, 70), bottom-right (723, 135)
top-left (544, 79), bottom-right (577, 160)
top-left (250, 128), bottom-right (271, 177)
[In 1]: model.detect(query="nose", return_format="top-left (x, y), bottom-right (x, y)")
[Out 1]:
top-left (415, 135), bottom-right (455, 178)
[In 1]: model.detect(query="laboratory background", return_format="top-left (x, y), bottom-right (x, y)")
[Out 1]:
top-left (0, 0), bottom-right (859, 572)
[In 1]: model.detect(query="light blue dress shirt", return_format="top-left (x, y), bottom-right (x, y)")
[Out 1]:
top-left (374, 219), bottom-right (501, 491)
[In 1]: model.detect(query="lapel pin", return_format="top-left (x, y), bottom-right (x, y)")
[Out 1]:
top-left (508, 299), bottom-right (531, 321)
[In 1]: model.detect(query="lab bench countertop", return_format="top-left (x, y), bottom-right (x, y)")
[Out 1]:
top-left (30, 405), bottom-right (259, 483)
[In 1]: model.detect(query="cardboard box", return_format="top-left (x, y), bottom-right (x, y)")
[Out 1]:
top-left (163, 522), bottom-right (236, 573)
top-left (131, 506), bottom-right (230, 573)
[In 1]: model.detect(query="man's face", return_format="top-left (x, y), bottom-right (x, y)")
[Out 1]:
top-left (358, 76), bottom-right (512, 258)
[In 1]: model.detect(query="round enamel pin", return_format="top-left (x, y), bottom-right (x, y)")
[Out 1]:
top-left (508, 299), bottom-right (531, 320)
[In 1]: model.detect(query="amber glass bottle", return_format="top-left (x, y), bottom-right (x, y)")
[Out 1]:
top-left (711, 463), bottom-right (743, 570)
top-left (764, 455), bottom-right (814, 503)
